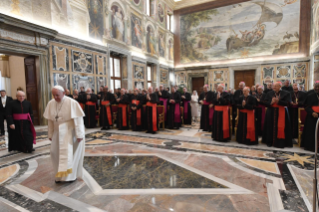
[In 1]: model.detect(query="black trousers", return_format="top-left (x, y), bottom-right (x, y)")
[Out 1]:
top-left (0, 112), bottom-right (6, 135)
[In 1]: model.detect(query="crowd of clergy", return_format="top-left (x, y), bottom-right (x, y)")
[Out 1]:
top-left (65, 79), bottom-right (319, 152)
top-left (4, 79), bottom-right (319, 156)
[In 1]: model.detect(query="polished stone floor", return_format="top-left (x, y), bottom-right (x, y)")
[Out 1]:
top-left (0, 123), bottom-right (316, 212)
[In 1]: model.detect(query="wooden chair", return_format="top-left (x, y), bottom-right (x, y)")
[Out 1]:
top-left (157, 105), bottom-right (165, 129)
top-left (180, 106), bottom-right (184, 125)
top-left (298, 108), bottom-right (307, 146)
top-left (111, 105), bottom-right (118, 127)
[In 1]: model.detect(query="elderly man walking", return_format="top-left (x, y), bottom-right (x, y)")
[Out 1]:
top-left (44, 85), bottom-right (85, 183)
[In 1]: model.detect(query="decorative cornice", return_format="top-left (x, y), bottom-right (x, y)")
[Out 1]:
top-left (0, 13), bottom-right (58, 38)
top-left (54, 34), bottom-right (107, 54)
top-left (173, 0), bottom-right (218, 10)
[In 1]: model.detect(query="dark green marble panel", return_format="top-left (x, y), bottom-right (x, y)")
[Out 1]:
top-left (83, 156), bottom-right (228, 189)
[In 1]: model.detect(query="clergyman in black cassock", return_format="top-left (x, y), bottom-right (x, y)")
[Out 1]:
top-left (82, 88), bottom-right (98, 128)
top-left (100, 87), bottom-right (115, 130)
top-left (211, 84), bottom-right (231, 142)
top-left (236, 87), bottom-right (258, 145)
top-left (181, 87), bottom-right (192, 125)
top-left (116, 89), bottom-right (130, 130)
top-left (301, 82), bottom-right (319, 152)
top-left (262, 82), bottom-right (293, 148)
top-left (146, 87), bottom-right (159, 134)
top-left (167, 87), bottom-right (181, 129)
top-left (282, 80), bottom-right (293, 93)
top-left (232, 82), bottom-right (245, 134)
top-left (7, 91), bottom-right (35, 153)
top-left (0, 90), bottom-right (13, 136)
top-left (289, 83), bottom-right (306, 139)
top-left (263, 83), bottom-right (273, 95)
top-left (198, 85), bottom-right (214, 132)
top-left (254, 86), bottom-right (267, 136)
top-left (157, 85), bottom-right (169, 122)
top-left (130, 89), bottom-right (143, 131)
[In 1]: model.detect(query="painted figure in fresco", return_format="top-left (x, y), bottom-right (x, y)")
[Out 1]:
top-left (133, 18), bottom-right (143, 48)
top-left (168, 39), bottom-right (174, 60)
top-left (111, 5), bottom-right (125, 41)
top-left (146, 26), bottom-right (156, 54)
top-left (159, 33), bottom-right (165, 57)
top-left (134, 0), bottom-right (140, 4)
top-left (157, 3), bottom-right (164, 23)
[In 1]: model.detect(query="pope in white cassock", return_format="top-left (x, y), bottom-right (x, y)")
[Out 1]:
top-left (43, 85), bottom-right (85, 183)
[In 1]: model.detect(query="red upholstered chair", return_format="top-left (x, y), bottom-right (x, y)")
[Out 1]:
top-left (229, 107), bottom-right (232, 135)
top-left (157, 105), bottom-right (165, 129)
top-left (111, 105), bottom-right (118, 126)
top-left (128, 105), bottom-right (131, 127)
top-left (180, 106), bottom-right (184, 125)
top-left (298, 108), bottom-right (307, 146)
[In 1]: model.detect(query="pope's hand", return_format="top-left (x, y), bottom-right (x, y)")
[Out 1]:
top-left (10, 124), bottom-right (15, 129)
top-left (49, 138), bottom-right (52, 141)
top-left (313, 112), bottom-right (318, 118)
top-left (77, 138), bottom-right (83, 142)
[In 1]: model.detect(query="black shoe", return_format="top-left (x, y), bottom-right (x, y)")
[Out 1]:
top-left (55, 180), bottom-right (62, 183)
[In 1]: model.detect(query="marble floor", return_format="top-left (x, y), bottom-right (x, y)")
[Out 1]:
top-left (0, 124), bottom-right (317, 212)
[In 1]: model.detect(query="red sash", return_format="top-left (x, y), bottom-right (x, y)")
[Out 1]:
top-left (146, 102), bottom-right (157, 132)
top-left (118, 104), bottom-right (128, 127)
top-left (240, 109), bottom-right (256, 142)
top-left (13, 113), bottom-right (36, 144)
top-left (79, 103), bottom-right (85, 110)
top-left (132, 100), bottom-right (142, 126)
top-left (159, 98), bottom-right (168, 121)
top-left (101, 101), bottom-right (112, 125)
top-left (272, 103), bottom-right (286, 139)
top-left (184, 101), bottom-right (190, 120)
top-left (86, 101), bottom-right (96, 108)
top-left (214, 105), bottom-right (230, 139)
top-left (203, 100), bottom-right (214, 125)
top-left (313, 106), bottom-right (319, 113)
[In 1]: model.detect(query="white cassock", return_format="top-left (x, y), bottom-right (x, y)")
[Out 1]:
top-left (43, 96), bottom-right (85, 181)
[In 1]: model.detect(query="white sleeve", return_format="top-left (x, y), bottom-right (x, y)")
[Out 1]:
top-left (74, 117), bottom-right (85, 139)
top-left (48, 120), bottom-right (54, 139)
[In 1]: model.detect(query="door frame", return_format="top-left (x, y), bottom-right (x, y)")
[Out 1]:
top-left (229, 66), bottom-right (260, 89)
top-left (0, 14), bottom-right (57, 125)
top-left (187, 72), bottom-right (208, 93)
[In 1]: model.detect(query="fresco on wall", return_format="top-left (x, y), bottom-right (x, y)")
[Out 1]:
top-left (311, 0), bottom-right (319, 49)
top-left (146, 25), bottom-right (156, 54)
top-left (52, 46), bottom-right (69, 72)
top-left (157, 2), bottom-right (166, 28)
top-left (133, 65), bottom-right (145, 79)
top-left (159, 30), bottom-right (166, 57)
top-left (96, 76), bottom-right (107, 88)
top-left (131, 13), bottom-right (143, 49)
top-left (53, 73), bottom-right (70, 90)
top-left (276, 65), bottom-right (291, 79)
top-left (134, 81), bottom-right (144, 89)
top-left (131, 0), bottom-right (144, 12)
top-left (72, 74), bottom-right (95, 91)
top-left (88, 0), bottom-right (104, 41)
top-left (168, 38), bottom-right (174, 61)
top-left (95, 55), bottom-right (107, 75)
top-left (111, 4), bottom-right (125, 42)
top-left (180, 0), bottom-right (300, 63)
top-left (160, 69), bottom-right (168, 84)
top-left (72, 51), bottom-right (93, 73)
top-left (293, 63), bottom-right (307, 78)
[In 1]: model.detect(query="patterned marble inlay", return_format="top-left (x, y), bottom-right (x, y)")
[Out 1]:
top-left (108, 134), bottom-right (169, 145)
top-left (0, 164), bottom-right (18, 184)
top-left (83, 156), bottom-right (228, 189)
top-left (239, 158), bottom-right (279, 174)
top-left (86, 139), bottom-right (113, 145)
top-left (180, 142), bottom-right (270, 158)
